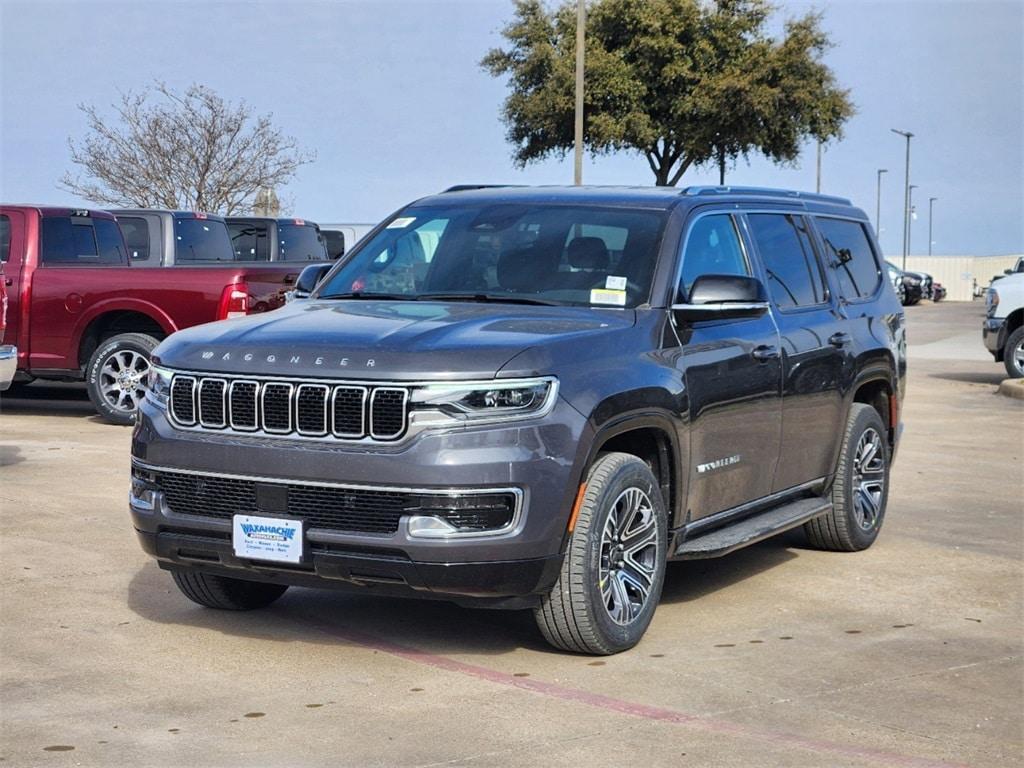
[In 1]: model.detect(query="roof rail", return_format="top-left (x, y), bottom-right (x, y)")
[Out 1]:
top-left (441, 184), bottom-right (522, 193)
top-left (680, 186), bottom-right (852, 206)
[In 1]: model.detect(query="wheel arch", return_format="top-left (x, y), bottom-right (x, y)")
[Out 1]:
top-left (75, 302), bottom-right (176, 369)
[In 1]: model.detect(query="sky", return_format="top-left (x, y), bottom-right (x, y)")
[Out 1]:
top-left (1, 0), bottom-right (1021, 257)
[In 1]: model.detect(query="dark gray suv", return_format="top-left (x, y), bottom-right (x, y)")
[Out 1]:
top-left (131, 185), bottom-right (906, 654)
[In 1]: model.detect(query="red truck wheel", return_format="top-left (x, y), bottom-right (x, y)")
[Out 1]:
top-left (86, 333), bottom-right (159, 425)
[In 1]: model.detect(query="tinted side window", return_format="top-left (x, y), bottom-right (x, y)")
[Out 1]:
top-left (679, 214), bottom-right (748, 296)
top-left (228, 221), bottom-right (270, 261)
top-left (174, 219), bottom-right (234, 262)
top-left (94, 219), bottom-right (127, 264)
top-left (42, 217), bottom-right (96, 264)
top-left (815, 218), bottom-right (881, 300)
top-left (278, 224), bottom-right (328, 261)
top-left (118, 216), bottom-right (151, 261)
top-left (747, 214), bottom-right (827, 309)
top-left (322, 230), bottom-right (345, 259)
top-left (0, 215), bottom-right (9, 262)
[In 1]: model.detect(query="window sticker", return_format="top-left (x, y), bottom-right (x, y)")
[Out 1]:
top-left (386, 216), bottom-right (416, 229)
top-left (605, 275), bottom-right (627, 290)
top-left (590, 288), bottom-right (626, 306)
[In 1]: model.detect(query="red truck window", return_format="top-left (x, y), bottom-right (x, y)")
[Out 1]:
top-left (41, 216), bottom-right (127, 265)
top-left (0, 214), bottom-right (9, 262)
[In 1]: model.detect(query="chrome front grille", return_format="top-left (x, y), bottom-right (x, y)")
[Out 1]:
top-left (169, 375), bottom-right (408, 441)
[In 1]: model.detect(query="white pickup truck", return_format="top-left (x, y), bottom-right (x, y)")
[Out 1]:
top-left (984, 271), bottom-right (1024, 377)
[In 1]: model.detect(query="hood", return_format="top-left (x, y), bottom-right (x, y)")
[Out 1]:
top-left (154, 299), bottom-right (635, 380)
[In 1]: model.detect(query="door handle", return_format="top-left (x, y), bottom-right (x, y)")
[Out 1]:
top-left (828, 332), bottom-right (851, 348)
top-left (752, 344), bottom-right (780, 362)
top-left (3, 277), bottom-right (11, 286)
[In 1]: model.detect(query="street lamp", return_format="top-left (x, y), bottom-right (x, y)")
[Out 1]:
top-left (928, 197), bottom-right (938, 256)
top-left (573, 0), bottom-right (585, 185)
top-left (876, 169), bottom-right (888, 238)
top-left (890, 129), bottom-right (913, 270)
top-left (908, 184), bottom-right (918, 256)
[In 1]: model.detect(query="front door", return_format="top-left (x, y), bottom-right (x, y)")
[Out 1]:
top-left (674, 212), bottom-right (783, 521)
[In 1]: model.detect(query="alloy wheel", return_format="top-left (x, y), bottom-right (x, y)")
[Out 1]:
top-left (1013, 339), bottom-right (1024, 376)
top-left (99, 349), bottom-right (150, 414)
top-left (599, 487), bottom-right (660, 625)
top-left (852, 427), bottom-right (886, 530)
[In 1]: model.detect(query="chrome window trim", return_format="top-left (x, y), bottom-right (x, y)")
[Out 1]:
top-left (169, 375), bottom-right (197, 426)
top-left (260, 382), bottom-right (295, 434)
top-left (295, 383), bottom-right (330, 437)
top-left (228, 379), bottom-right (260, 432)
top-left (330, 385), bottom-right (368, 438)
top-left (369, 387), bottom-right (408, 440)
top-left (132, 459), bottom-right (525, 540)
top-left (197, 378), bottom-right (228, 429)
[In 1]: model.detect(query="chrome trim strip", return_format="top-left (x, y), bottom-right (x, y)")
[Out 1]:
top-left (684, 477), bottom-right (827, 535)
top-left (330, 385), bottom-right (368, 438)
top-left (169, 375), bottom-right (197, 426)
top-left (295, 383), bottom-right (330, 437)
top-left (228, 379), bottom-right (260, 432)
top-left (197, 378), bottom-right (227, 429)
top-left (670, 302), bottom-right (770, 312)
top-left (369, 387), bottom-right (408, 440)
top-left (260, 382), bottom-right (294, 434)
top-left (132, 460), bottom-right (525, 540)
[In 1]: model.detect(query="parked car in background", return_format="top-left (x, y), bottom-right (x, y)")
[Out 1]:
top-left (225, 217), bottom-right (329, 263)
top-left (885, 260), bottom-right (922, 305)
top-left (984, 272), bottom-right (1024, 378)
top-left (0, 256), bottom-right (15, 391)
top-left (111, 209), bottom-right (238, 266)
top-left (990, 256), bottom-right (1024, 286)
top-left (318, 223), bottom-right (375, 259)
top-left (931, 282), bottom-right (947, 302)
top-left (903, 269), bottom-right (937, 301)
top-left (130, 185), bottom-right (905, 655)
top-left (1, 205), bottom-right (302, 422)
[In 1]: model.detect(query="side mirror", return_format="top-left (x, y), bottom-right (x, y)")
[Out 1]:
top-left (672, 274), bottom-right (769, 322)
top-left (294, 263), bottom-right (331, 298)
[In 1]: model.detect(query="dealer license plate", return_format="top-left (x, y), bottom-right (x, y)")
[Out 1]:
top-left (232, 514), bottom-right (304, 564)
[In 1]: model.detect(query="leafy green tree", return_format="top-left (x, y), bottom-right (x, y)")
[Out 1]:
top-left (483, 0), bottom-right (853, 185)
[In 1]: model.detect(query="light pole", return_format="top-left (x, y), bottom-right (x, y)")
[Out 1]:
top-left (876, 169), bottom-right (887, 237)
top-left (816, 141), bottom-right (822, 193)
top-left (890, 128), bottom-right (913, 270)
top-left (573, 0), bottom-right (585, 186)
top-left (908, 184), bottom-right (918, 257)
top-left (928, 197), bottom-right (938, 256)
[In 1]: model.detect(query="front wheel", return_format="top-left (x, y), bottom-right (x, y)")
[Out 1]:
top-left (534, 452), bottom-right (668, 655)
top-left (85, 333), bottom-right (158, 424)
top-left (1003, 326), bottom-right (1024, 378)
top-left (171, 570), bottom-right (289, 610)
top-left (804, 403), bottom-right (890, 551)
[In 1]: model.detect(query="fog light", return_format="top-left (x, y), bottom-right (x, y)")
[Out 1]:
top-left (130, 467), bottom-right (157, 511)
top-left (405, 492), bottom-right (518, 538)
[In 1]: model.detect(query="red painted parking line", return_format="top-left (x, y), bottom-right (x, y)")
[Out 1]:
top-left (298, 618), bottom-right (968, 768)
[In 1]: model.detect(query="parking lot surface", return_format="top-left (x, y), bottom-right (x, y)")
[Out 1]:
top-left (1, 300), bottom-right (1021, 768)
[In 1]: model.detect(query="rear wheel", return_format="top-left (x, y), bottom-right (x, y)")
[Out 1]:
top-left (534, 453), bottom-right (667, 655)
top-left (85, 332), bottom-right (158, 424)
top-left (804, 403), bottom-right (890, 551)
top-left (171, 570), bottom-right (288, 610)
top-left (1003, 326), bottom-right (1024, 378)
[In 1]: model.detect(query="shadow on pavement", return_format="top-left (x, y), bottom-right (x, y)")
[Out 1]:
top-left (927, 370), bottom-right (1006, 386)
top-left (0, 382), bottom-right (113, 421)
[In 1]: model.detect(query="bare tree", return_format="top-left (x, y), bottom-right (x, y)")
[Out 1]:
top-left (60, 82), bottom-right (314, 214)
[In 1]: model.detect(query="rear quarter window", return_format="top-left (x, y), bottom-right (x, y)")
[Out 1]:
top-left (117, 216), bottom-right (151, 261)
top-left (0, 215), bottom-right (9, 262)
top-left (815, 218), bottom-right (882, 300)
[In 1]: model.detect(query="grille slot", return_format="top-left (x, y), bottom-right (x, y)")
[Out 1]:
top-left (170, 377), bottom-right (196, 425)
top-left (261, 383), bottom-right (293, 433)
top-left (296, 384), bottom-right (329, 436)
top-left (229, 381), bottom-right (259, 430)
top-left (370, 388), bottom-right (408, 439)
top-left (198, 379), bottom-right (227, 428)
top-left (332, 386), bottom-right (367, 437)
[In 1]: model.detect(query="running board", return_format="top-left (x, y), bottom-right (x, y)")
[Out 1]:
top-left (674, 497), bottom-right (831, 560)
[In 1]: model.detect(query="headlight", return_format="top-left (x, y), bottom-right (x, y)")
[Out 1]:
top-left (410, 377), bottom-right (557, 423)
top-left (986, 289), bottom-right (999, 316)
top-left (145, 364), bottom-right (173, 407)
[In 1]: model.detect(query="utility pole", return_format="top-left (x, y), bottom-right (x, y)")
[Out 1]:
top-left (928, 197), bottom-right (938, 256)
top-left (890, 129), bottom-right (913, 271)
top-left (876, 169), bottom-right (887, 238)
top-left (908, 184), bottom-right (918, 257)
top-left (573, 0), bottom-right (585, 186)
top-left (816, 141), bottom-right (822, 193)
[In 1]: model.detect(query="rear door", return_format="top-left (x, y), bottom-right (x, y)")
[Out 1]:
top-left (675, 211), bottom-right (783, 520)
top-left (743, 212), bottom-right (845, 492)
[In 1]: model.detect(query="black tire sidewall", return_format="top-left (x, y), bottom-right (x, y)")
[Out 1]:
top-left (579, 457), bottom-right (668, 652)
top-left (86, 333), bottom-right (158, 424)
top-left (1004, 327), bottom-right (1024, 378)
top-left (835, 405), bottom-right (890, 549)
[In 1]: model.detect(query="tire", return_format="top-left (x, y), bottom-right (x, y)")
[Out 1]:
top-left (85, 332), bottom-right (159, 425)
top-left (896, 283), bottom-right (908, 305)
top-left (804, 403), bottom-right (890, 552)
top-left (171, 570), bottom-right (288, 610)
top-left (534, 453), bottom-right (668, 655)
top-left (1003, 326), bottom-right (1024, 378)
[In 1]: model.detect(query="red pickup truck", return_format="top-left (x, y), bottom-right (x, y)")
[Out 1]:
top-left (1, 205), bottom-right (301, 423)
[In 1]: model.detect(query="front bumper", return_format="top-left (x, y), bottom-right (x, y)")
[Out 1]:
top-left (0, 345), bottom-right (16, 391)
top-left (983, 317), bottom-right (1006, 359)
top-left (130, 395), bottom-right (589, 604)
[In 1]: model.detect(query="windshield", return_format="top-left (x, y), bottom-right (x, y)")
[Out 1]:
top-left (316, 204), bottom-right (667, 307)
top-left (279, 223), bottom-right (328, 261)
top-left (174, 218), bottom-right (235, 262)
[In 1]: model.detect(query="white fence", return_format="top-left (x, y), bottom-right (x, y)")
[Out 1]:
top-left (897, 254), bottom-right (1021, 301)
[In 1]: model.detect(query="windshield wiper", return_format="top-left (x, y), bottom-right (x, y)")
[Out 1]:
top-left (415, 293), bottom-right (560, 306)
top-left (317, 291), bottom-right (418, 301)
